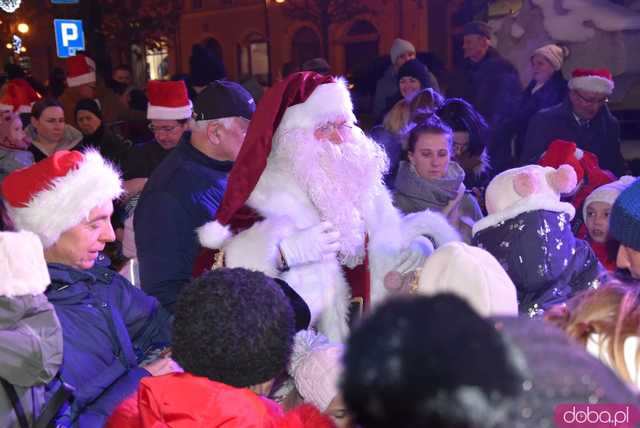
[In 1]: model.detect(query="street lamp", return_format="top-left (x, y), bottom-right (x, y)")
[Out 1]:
top-left (17, 22), bottom-right (28, 34)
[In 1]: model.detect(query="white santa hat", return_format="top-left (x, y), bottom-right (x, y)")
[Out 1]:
top-left (0, 230), bottom-right (50, 297)
top-left (473, 164), bottom-right (577, 236)
top-left (416, 242), bottom-right (518, 317)
top-left (583, 175), bottom-right (636, 221)
top-left (197, 72), bottom-right (355, 249)
top-left (146, 80), bottom-right (193, 120)
top-left (66, 53), bottom-right (97, 87)
top-left (568, 68), bottom-right (615, 95)
top-left (1, 150), bottom-right (123, 248)
top-left (288, 330), bottom-right (344, 411)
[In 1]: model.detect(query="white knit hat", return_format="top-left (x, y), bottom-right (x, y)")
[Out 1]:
top-left (0, 230), bottom-right (50, 297)
top-left (288, 330), bottom-right (344, 411)
top-left (390, 38), bottom-right (415, 65)
top-left (583, 176), bottom-right (636, 221)
top-left (473, 164), bottom-right (577, 236)
top-left (416, 242), bottom-right (518, 317)
top-left (532, 44), bottom-right (569, 71)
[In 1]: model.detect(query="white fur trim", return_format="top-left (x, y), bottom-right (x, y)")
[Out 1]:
top-left (5, 150), bottom-right (123, 248)
top-left (67, 72), bottom-right (96, 88)
top-left (278, 78), bottom-right (357, 132)
top-left (0, 103), bottom-right (13, 112)
top-left (0, 231), bottom-right (50, 297)
top-left (472, 196), bottom-right (575, 236)
top-left (402, 209), bottom-right (462, 248)
top-left (197, 221), bottom-right (232, 249)
top-left (569, 75), bottom-right (614, 95)
top-left (147, 102), bottom-right (193, 120)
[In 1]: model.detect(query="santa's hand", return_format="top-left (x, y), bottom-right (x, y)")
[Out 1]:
top-left (279, 222), bottom-right (340, 268)
top-left (391, 236), bottom-right (434, 274)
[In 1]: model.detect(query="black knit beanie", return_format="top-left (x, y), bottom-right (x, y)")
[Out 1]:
top-left (75, 98), bottom-right (102, 120)
top-left (397, 59), bottom-right (430, 89)
top-left (610, 177), bottom-right (640, 251)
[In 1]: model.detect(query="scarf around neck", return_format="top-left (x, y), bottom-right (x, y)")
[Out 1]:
top-left (394, 160), bottom-right (465, 210)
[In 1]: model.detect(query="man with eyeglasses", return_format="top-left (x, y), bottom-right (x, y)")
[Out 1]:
top-left (134, 80), bottom-right (255, 312)
top-left (520, 68), bottom-right (625, 177)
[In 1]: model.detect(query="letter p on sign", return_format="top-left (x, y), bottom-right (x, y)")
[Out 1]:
top-left (54, 19), bottom-right (85, 58)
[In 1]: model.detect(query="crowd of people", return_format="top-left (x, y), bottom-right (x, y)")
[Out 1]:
top-left (0, 18), bottom-right (638, 428)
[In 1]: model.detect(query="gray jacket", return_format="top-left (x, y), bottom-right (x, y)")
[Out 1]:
top-left (0, 295), bottom-right (63, 428)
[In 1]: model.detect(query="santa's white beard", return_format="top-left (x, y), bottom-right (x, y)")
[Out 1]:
top-left (272, 125), bottom-right (389, 267)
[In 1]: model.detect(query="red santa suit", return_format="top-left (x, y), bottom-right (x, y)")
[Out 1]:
top-left (197, 73), bottom-right (459, 341)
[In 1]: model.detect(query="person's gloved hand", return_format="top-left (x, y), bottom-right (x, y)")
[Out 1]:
top-left (390, 236), bottom-right (434, 274)
top-left (279, 222), bottom-right (340, 268)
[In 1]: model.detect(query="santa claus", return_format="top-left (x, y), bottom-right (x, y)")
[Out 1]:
top-left (197, 72), bottom-right (459, 341)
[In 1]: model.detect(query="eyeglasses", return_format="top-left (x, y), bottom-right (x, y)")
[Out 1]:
top-left (315, 121), bottom-right (353, 137)
top-left (575, 91), bottom-right (608, 106)
top-left (148, 123), bottom-right (182, 133)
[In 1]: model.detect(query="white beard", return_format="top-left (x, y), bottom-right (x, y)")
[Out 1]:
top-left (271, 125), bottom-right (389, 267)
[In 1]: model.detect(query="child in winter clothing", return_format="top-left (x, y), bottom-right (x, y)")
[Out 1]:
top-left (581, 176), bottom-right (636, 271)
top-left (472, 164), bottom-right (601, 317)
top-left (0, 111), bottom-right (32, 184)
top-left (288, 330), bottom-right (351, 428)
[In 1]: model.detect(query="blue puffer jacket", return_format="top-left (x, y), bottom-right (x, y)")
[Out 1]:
top-left (45, 256), bottom-right (172, 427)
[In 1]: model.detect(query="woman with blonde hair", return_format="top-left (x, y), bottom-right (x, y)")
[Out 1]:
top-left (371, 87), bottom-right (443, 188)
top-left (545, 280), bottom-right (640, 389)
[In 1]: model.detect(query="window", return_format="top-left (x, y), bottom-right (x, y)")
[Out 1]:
top-left (146, 45), bottom-right (170, 80)
top-left (238, 33), bottom-right (269, 84)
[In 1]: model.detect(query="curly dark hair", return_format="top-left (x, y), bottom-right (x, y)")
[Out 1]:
top-left (172, 268), bottom-right (295, 387)
top-left (342, 294), bottom-right (524, 428)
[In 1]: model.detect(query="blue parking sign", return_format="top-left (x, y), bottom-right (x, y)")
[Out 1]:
top-left (51, 0), bottom-right (79, 3)
top-left (54, 19), bottom-right (85, 58)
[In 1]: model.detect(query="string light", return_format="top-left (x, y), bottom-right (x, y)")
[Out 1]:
top-left (0, 0), bottom-right (21, 13)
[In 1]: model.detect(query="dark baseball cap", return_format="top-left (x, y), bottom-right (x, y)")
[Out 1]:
top-left (193, 80), bottom-right (255, 121)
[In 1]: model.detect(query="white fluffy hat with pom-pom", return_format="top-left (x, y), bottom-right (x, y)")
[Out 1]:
top-left (287, 330), bottom-right (344, 411)
top-left (473, 164), bottom-right (577, 236)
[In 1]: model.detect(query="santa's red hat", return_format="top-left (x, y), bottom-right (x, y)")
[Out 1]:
top-left (197, 71), bottom-right (355, 249)
top-left (146, 80), bottom-right (193, 120)
top-left (539, 139), bottom-right (585, 183)
top-left (66, 53), bottom-right (97, 87)
top-left (1, 150), bottom-right (122, 248)
top-left (0, 78), bottom-right (41, 113)
top-left (568, 68), bottom-right (614, 95)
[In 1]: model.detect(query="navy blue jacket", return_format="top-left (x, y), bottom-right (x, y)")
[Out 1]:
top-left (135, 136), bottom-right (233, 311)
top-left (519, 99), bottom-right (625, 177)
top-left (472, 210), bottom-right (601, 317)
top-left (504, 71), bottom-right (567, 161)
top-left (45, 257), bottom-right (171, 427)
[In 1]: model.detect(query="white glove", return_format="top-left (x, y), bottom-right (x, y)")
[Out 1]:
top-left (391, 236), bottom-right (434, 274)
top-left (279, 222), bottom-right (341, 268)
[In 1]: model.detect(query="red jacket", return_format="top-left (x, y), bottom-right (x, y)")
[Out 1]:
top-left (106, 373), bottom-right (335, 428)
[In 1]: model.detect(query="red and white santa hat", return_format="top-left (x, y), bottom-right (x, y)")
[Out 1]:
top-left (568, 68), bottom-right (614, 95)
top-left (197, 71), bottom-right (355, 249)
top-left (0, 231), bottom-right (50, 297)
top-left (0, 78), bottom-right (41, 113)
top-left (1, 150), bottom-right (122, 248)
top-left (66, 53), bottom-right (97, 87)
top-left (473, 164), bottom-right (578, 236)
top-left (539, 139), bottom-right (585, 183)
top-left (147, 80), bottom-right (193, 120)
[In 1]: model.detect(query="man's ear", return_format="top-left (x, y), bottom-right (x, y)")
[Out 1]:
top-left (207, 121), bottom-right (222, 145)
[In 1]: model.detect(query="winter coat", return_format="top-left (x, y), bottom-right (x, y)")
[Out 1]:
top-left (506, 71), bottom-right (567, 161)
top-left (369, 124), bottom-right (403, 189)
top-left (393, 161), bottom-right (484, 243)
top-left (135, 138), bottom-right (233, 312)
top-left (0, 295), bottom-right (63, 428)
top-left (79, 125), bottom-right (131, 168)
top-left (26, 124), bottom-right (83, 163)
top-left (0, 147), bottom-right (33, 185)
top-left (121, 140), bottom-right (174, 180)
top-left (373, 64), bottom-right (441, 120)
top-left (519, 99), bottom-right (625, 177)
top-left (45, 257), bottom-right (172, 427)
top-left (472, 209), bottom-right (601, 317)
top-left (106, 373), bottom-right (335, 428)
top-left (447, 48), bottom-right (522, 173)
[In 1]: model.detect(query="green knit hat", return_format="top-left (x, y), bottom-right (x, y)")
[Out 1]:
top-left (609, 177), bottom-right (640, 250)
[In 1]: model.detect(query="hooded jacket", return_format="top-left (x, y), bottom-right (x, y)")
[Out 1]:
top-left (472, 209), bottom-right (601, 317)
top-left (0, 295), bottom-right (62, 428)
top-left (45, 257), bottom-right (172, 427)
